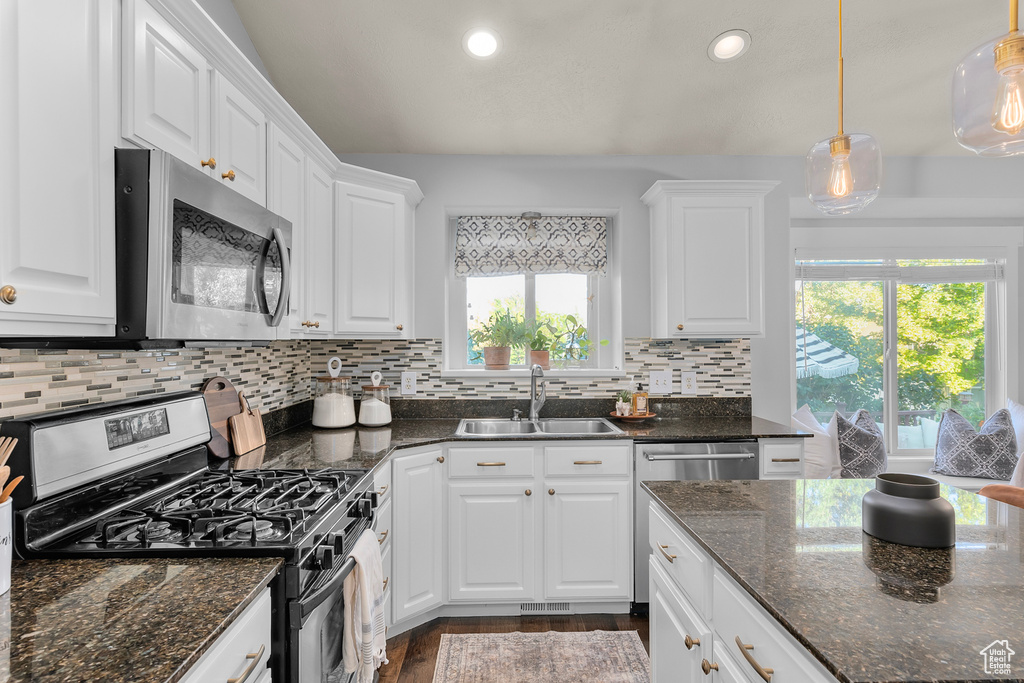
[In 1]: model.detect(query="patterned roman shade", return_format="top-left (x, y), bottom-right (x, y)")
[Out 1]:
top-left (454, 215), bottom-right (607, 277)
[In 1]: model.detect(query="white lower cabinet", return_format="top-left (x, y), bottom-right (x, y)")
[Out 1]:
top-left (650, 559), bottom-right (709, 682)
top-left (180, 586), bottom-right (273, 683)
top-left (449, 481), bottom-right (537, 602)
top-left (758, 439), bottom-right (805, 480)
top-left (392, 446), bottom-right (444, 623)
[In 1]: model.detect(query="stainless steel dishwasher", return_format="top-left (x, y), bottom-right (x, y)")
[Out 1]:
top-left (633, 441), bottom-right (759, 604)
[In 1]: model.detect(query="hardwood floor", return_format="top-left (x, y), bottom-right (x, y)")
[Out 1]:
top-left (379, 614), bottom-right (650, 683)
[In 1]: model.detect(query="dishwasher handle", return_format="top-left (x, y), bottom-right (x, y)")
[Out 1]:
top-left (645, 452), bottom-right (756, 462)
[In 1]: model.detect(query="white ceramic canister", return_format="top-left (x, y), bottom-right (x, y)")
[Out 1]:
top-left (312, 357), bottom-right (356, 428)
top-left (358, 372), bottom-right (392, 427)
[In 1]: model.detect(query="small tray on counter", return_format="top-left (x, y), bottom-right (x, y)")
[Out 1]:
top-left (609, 411), bottom-right (656, 422)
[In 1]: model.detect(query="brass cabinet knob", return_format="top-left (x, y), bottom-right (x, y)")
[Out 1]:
top-left (0, 285), bottom-right (16, 305)
top-left (437, 455), bottom-right (445, 463)
top-left (222, 169), bottom-right (236, 181)
top-left (200, 157), bottom-right (216, 169)
top-left (396, 324), bottom-right (404, 331)
top-left (701, 659), bottom-right (718, 675)
top-left (313, 321), bottom-right (320, 328)
top-left (525, 489), bottom-right (532, 496)
top-left (677, 324), bottom-right (684, 330)
top-left (684, 634), bottom-right (700, 650)
top-left (301, 320), bottom-right (321, 328)
top-left (548, 488), bottom-right (555, 495)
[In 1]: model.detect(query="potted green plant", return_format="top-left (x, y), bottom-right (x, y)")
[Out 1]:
top-left (549, 314), bottom-right (609, 365)
top-left (615, 389), bottom-right (633, 416)
top-left (470, 309), bottom-right (528, 369)
top-left (526, 323), bottom-right (556, 370)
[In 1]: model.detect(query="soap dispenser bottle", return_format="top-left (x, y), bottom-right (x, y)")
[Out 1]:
top-left (631, 381), bottom-right (649, 416)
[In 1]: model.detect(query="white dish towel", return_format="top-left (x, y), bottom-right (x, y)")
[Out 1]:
top-left (343, 528), bottom-right (388, 682)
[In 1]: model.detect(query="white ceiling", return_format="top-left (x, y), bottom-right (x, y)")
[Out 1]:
top-left (231, 0), bottom-right (1006, 156)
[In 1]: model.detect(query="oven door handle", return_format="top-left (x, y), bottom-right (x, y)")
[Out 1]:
top-left (290, 555), bottom-right (357, 627)
top-left (267, 226), bottom-right (291, 327)
top-left (645, 452), bottom-right (755, 461)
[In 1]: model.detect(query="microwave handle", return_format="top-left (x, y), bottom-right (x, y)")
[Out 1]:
top-left (268, 227), bottom-right (291, 327)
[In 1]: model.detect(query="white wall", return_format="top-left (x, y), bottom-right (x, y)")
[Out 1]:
top-left (337, 152), bottom-right (1024, 423)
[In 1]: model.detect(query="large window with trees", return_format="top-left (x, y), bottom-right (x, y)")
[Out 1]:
top-left (796, 258), bottom-right (1001, 456)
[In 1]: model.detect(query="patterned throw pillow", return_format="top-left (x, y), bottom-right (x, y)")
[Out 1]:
top-left (836, 410), bottom-right (887, 478)
top-left (932, 409), bottom-right (1018, 480)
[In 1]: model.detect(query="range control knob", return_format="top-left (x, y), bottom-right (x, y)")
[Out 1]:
top-left (354, 497), bottom-right (373, 519)
top-left (315, 545), bottom-right (335, 570)
top-left (324, 532), bottom-right (346, 554)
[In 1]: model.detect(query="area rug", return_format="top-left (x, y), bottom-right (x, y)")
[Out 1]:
top-left (431, 630), bottom-right (650, 683)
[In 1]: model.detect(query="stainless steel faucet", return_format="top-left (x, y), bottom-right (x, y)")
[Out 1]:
top-left (529, 364), bottom-right (547, 420)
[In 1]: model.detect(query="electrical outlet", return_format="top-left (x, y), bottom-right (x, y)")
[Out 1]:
top-left (400, 372), bottom-right (417, 395)
top-left (680, 371), bottom-right (697, 396)
top-left (649, 370), bottom-right (674, 395)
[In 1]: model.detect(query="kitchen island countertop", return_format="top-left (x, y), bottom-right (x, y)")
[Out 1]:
top-left (4, 557), bottom-right (281, 683)
top-left (643, 479), bottom-right (1024, 683)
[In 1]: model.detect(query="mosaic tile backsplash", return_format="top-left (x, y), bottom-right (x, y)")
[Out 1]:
top-left (0, 338), bottom-right (749, 420)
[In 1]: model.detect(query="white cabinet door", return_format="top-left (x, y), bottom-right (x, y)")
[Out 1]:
top-left (643, 181), bottom-right (777, 339)
top-left (0, 0), bottom-right (117, 336)
top-left (650, 559), bottom-right (710, 683)
top-left (124, 0), bottom-right (211, 172)
top-left (212, 71), bottom-right (266, 205)
top-left (334, 182), bottom-right (411, 338)
top-left (543, 480), bottom-right (631, 600)
top-left (268, 124), bottom-right (307, 336)
top-left (304, 159), bottom-right (335, 335)
top-left (392, 447), bottom-right (444, 622)
top-left (449, 482), bottom-right (536, 602)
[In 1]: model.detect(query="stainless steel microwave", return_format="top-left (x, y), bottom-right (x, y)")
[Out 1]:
top-left (115, 148), bottom-right (292, 343)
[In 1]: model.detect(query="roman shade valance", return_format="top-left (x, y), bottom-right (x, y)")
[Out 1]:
top-left (454, 215), bottom-right (607, 277)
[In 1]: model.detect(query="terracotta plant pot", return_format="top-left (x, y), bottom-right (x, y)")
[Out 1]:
top-left (482, 346), bottom-right (511, 370)
top-left (527, 349), bottom-right (550, 370)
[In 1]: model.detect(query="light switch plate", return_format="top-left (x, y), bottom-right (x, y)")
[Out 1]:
top-left (649, 370), bottom-right (674, 395)
top-left (400, 372), bottom-right (417, 395)
top-left (680, 371), bottom-right (697, 396)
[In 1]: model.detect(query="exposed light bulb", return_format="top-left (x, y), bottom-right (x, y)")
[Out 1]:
top-left (827, 154), bottom-right (852, 198)
top-left (993, 66), bottom-right (1024, 134)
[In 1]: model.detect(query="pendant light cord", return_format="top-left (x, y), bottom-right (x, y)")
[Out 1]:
top-left (838, 0), bottom-right (844, 136)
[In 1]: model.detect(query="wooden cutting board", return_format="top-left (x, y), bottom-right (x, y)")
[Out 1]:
top-left (229, 391), bottom-right (266, 455)
top-left (200, 376), bottom-right (242, 458)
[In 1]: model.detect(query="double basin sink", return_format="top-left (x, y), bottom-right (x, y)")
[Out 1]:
top-left (455, 417), bottom-right (623, 437)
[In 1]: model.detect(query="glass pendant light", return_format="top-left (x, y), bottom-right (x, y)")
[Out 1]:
top-left (806, 0), bottom-right (882, 216)
top-left (953, 0), bottom-right (1024, 155)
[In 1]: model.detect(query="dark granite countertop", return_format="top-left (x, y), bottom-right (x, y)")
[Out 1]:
top-left (642, 479), bottom-right (1024, 683)
top-left (4, 557), bottom-right (281, 683)
top-left (224, 416), bottom-right (806, 473)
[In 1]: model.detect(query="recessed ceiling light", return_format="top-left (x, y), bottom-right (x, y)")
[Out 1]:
top-left (463, 28), bottom-right (501, 59)
top-left (708, 29), bottom-right (751, 62)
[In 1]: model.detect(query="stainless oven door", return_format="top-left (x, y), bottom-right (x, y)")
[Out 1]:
top-left (145, 150), bottom-right (291, 341)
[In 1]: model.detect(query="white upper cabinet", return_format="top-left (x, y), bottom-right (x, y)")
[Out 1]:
top-left (0, 0), bottom-right (117, 336)
top-left (334, 182), bottom-right (415, 338)
top-left (304, 160), bottom-right (335, 335)
top-left (212, 72), bottom-right (266, 205)
top-left (268, 124), bottom-right (308, 335)
top-left (643, 181), bottom-right (778, 339)
top-left (123, 0), bottom-right (212, 173)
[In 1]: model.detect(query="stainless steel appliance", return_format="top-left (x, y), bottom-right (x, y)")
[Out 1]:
top-left (115, 148), bottom-right (292, 343)
top-left (633, 441), bottom-right (759, 604)
top-left (4, 392), bottom-right (374, 683)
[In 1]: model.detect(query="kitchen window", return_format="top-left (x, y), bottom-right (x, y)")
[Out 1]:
top-left (446, 213), bottom-right (621, 374)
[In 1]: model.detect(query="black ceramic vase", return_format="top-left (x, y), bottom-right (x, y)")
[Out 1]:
top-left (862, 473), bottom-right (955, 548)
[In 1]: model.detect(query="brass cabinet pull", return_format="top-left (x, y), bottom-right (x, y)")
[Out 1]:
top-left (382, 577), bottom-right (389, 590)
top-left (677, 324), bottom-right (684, 330)
top-left (573, 460), bottom-right (602, 465)
top-left (222, 169), bottom-right (236, 181)
top-left (477, 462), bottom-right (506, 467)
top-left (377, 484), bottom-right (389, 496)
top-left (200, 157), bottom-right (216, 169)
top-left (684, 634), bottom-right (700, 650)
top-left (525, 489), bottom-right (532, 496)
top-left (700, 659), bottom-right (718, 675)
top-left (396, 324), bottom-right (403, 331)
top-left (378, 529), bottom-right (389, 544)
top-left (301, 320), bottom-right (321, 328)
top-left (771, 458), bottom-right (800, 463)
top-left (437, 455), bottom-right (445, 463)
top-left (657, 543), bottom-right (677, 563)
top-left (0, 285), bottom-right (16, 305)
top-left (226, 644), bottom-right (265, 683)
top-left (735, 636), bottom-right (774, 682)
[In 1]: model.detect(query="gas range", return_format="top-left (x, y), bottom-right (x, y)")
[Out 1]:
top-left (3, 391), bottom-right (378, 683)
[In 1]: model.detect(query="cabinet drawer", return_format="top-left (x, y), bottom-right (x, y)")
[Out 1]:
top-left (650, 558), bottom-right (711, 682)
top-left (649, 503), bottom-right (709, 615)
top-left (760, 441), bottom-right (803, 477)
top-left (544, 444), bottom-right (630, 477)
top-left (447, 446), bottom-right (534, 478)
top-left (374, 497), bottom-right (392, 550)
top-left (373, 460), bottom-right (392, 501)
top-left (180, 587), bottom-right (272, 683)
top-left (712, 568), bottom-right (835, 682)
